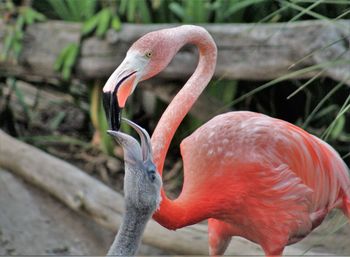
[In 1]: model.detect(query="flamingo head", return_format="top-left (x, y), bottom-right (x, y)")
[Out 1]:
top-left (108, 118), bottom-right (162, 211)
top-left (102, 26), bottom-right (184, 130)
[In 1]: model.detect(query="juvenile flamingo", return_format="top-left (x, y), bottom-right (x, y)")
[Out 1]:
top-left (103, 25), bottom-right (350, 256)
top-left (106, 119), bottom-right (162, 256)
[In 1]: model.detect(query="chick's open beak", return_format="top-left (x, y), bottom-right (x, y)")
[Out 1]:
top-left (102, 57), bottom-right (138, 130)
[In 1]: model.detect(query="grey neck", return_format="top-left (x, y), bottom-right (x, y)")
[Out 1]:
top-left (107, 205), bottom-right (151, 256)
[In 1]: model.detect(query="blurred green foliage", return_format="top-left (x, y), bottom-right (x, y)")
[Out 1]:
top-left (46, 0), bottom-right (96, 21)
top-left (32, 0), bottom-right (350, 23)
top-left (1, 2), bottom-right (45, 61)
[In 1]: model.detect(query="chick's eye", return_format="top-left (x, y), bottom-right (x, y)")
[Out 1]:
top-left (145, 51), bottom-right (152, 58)
top-left (147, 168), bottom-right (156, 181)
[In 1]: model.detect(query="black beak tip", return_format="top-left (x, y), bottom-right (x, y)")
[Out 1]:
top-left (102, 92), bottom-right (122, 131)
top-left (111, 112), bottom-right (122, 131)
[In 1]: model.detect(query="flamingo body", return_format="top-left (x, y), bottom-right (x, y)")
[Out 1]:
top-left (178, 111), bottom-right (350, 255)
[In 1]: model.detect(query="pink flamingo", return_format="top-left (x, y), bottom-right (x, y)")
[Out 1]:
top-left (103, 25), bottom-right (350, 256)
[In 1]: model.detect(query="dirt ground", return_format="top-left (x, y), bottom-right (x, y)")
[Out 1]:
top-left (0, 168), bottom-right (166, 256)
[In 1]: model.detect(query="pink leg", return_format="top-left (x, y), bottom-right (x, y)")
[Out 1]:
top-left (208, 219), bottom-right (232, 256)
top-left (263, 245), bottom-right (285, 257)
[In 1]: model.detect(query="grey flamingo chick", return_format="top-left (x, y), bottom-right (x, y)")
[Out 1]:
top-left (106, 118), bottom-right (162, 256)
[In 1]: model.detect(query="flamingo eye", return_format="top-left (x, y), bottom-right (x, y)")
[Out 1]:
top-left (145, 51), bottom-right (152, 58)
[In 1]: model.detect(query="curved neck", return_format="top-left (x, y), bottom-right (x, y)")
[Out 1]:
top-left (107, 206), bottom-right (151, 256)
top-left (151, 26), bottom-right (217, 228)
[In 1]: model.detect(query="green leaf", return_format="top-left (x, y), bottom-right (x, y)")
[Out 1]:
top-left (330, 114), bottom-right (345, 140)
top-left (213, 0), bottom-right (229, 22)
top-left (54, 42), bottom-right (79, 80)
top-left (3, 30), bottom-right (14, 54)
top-left (89, 81), bottom-right (100, 129)
top-left (224, 0), bottom-right (267, 20)
top-left (138, 0), bottom-right (151, 23)
top-left (169, 2), bottom-right (184, 20)
top-left (53, 45), bottom-right (71, 71)
top-left (81, 14), bottom-right (99, 36)
top-left (95, 8), bottom-right (112, 37)
top-left (127, 0), bottom-right (137, 22)
top-left (13, 79), bottom-right (32, 121)
top-left (24, 8), bottom-right (35, 25)
top-left (61, 43), bottom-right (80, 80)
top-left (1, 29), bottom-right (15, 61)
top-left (184, 0), bottom-right (209, 23)
top-left (313, 104), bottom-right (339, 120)
top-left (80, 0), bottom-right (97, 19)
top-left (64, 43), bottom-right (80, 68)
top-left (48, 0), bottom-right (71, 21)
top-left (15, 15), bottom-right (25, 30)
top-left (119, 0), bottom-right (128, 15)
top-left (111, 15), bottom-right (121, 31)
top-left (19, 7), bottom-right (45, 27)
top-left (32, 9), bottom-right (46, 22)
top-left (99, 101), bottom-right (114, 155)
top-left (13, 41), bottom-right (22, 58)
top-left (66, 0), bottom-right (82, 21)
top-left (14, 29), bottom-right (23, 41)
top-left (49, 111), bottom-right (66, 130)
top-left (90, 82), bottom-right (114, 155)
top-left (62, 65), bottom-right (72, 81)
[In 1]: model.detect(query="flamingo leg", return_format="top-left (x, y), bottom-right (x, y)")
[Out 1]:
top-left (262, 244), bottom-right (285, 257)
top-left (208, 218), bottom-right (233, 256)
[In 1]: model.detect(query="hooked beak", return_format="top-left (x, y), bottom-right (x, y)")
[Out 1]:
top-left (107, 118), bottom-right (153, 162)
top-left (102, 57), bottom-right (140, 130)
top-left (107, 129), bottom-right (142, 165)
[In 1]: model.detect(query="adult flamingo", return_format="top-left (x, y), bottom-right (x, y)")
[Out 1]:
top-left (102, 25), bottom-right (350, 256)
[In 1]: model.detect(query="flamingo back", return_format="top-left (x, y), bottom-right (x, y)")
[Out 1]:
top-left (179, 111), bottom-right (350, 220)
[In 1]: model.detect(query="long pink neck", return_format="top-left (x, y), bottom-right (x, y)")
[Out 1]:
top-left (151, 26), bottom-right (217, 229)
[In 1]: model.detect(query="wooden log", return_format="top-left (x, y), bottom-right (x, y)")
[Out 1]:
top-left (1, 80), bottom-right (87, 132)
top-left (0, 130), bottom-right (327, 255)
top-left (0, 20), bottom-right (349, 85)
